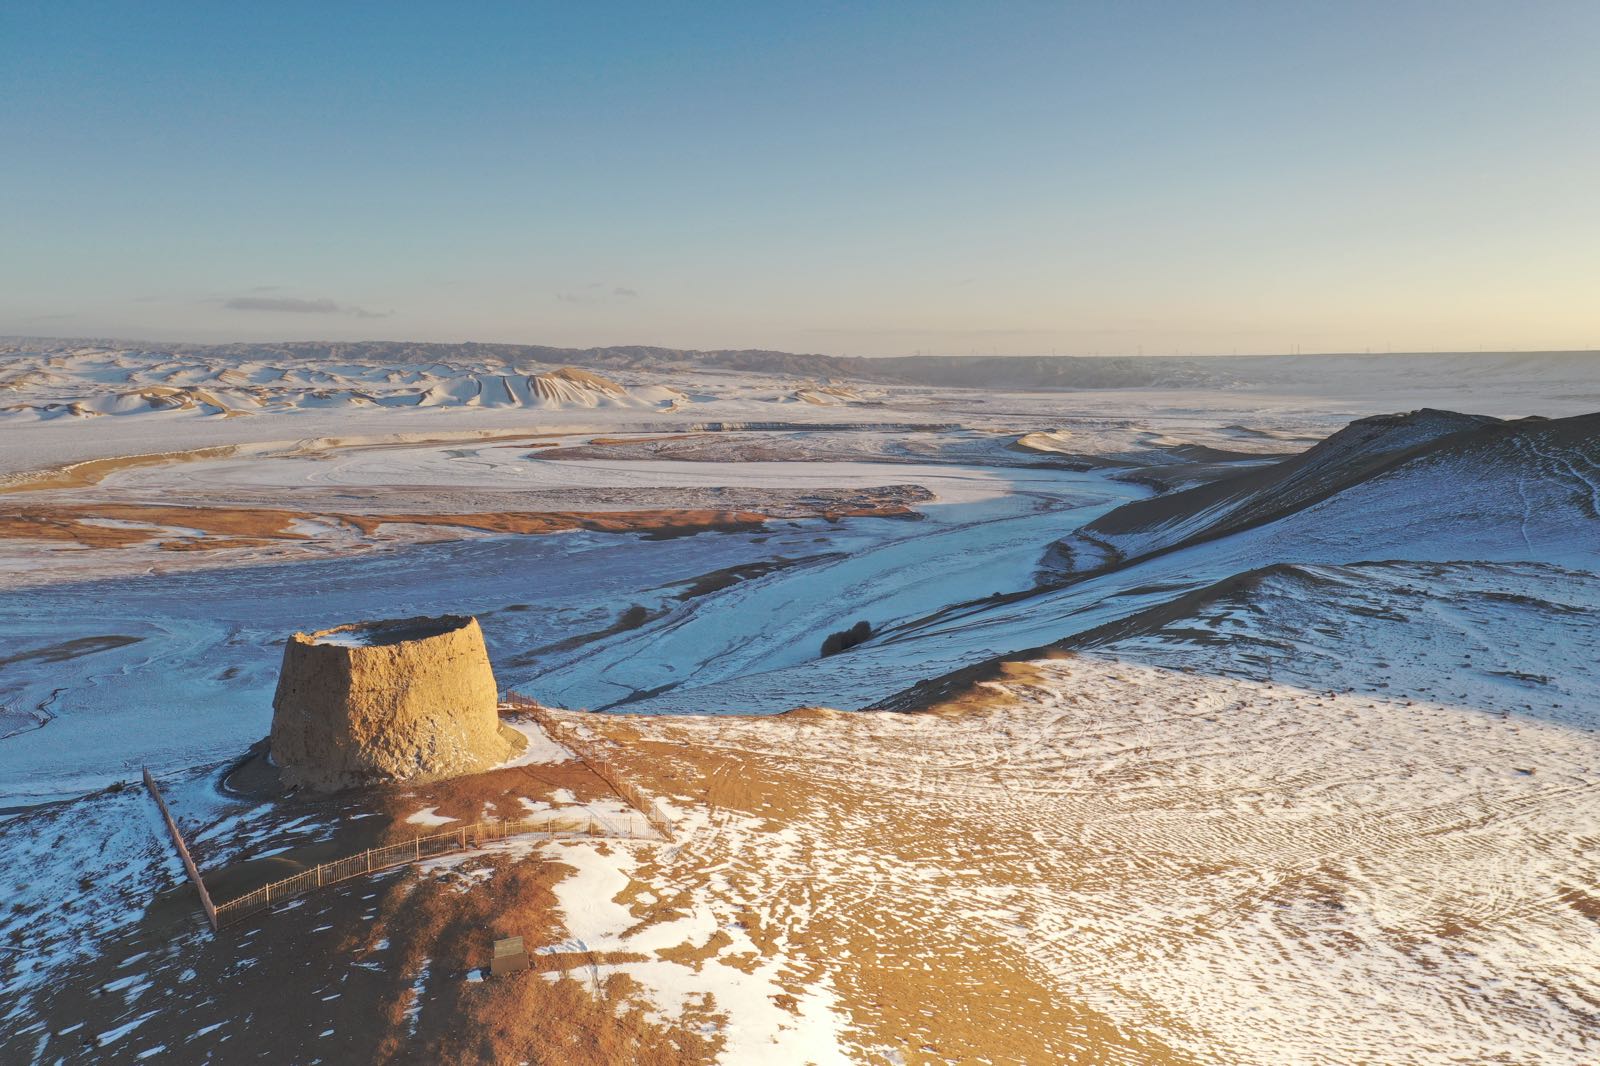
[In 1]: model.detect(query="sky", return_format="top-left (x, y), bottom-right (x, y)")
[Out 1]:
top-left (3, 1), bottom-right (1598, 356)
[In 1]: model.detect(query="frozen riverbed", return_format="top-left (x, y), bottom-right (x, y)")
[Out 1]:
top-left (0, 462), bottom-right (1135, 807)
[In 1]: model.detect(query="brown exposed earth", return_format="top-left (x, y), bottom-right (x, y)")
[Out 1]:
top-left (0, 503), bottom-right (314, 548)
top-left (0, 446), bottom-right (239, 493)
top-left (0, 498), bottom-right (919, 552)
top-left (555, 690), bottom-right (1193, 1065)
top-left (334, 509), bottom-right (774, 539)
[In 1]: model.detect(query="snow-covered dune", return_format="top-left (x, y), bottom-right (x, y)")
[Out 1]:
top-left (525, 366), bottom-right (681, 409)
top-left (0, 346), bottom-right (689, 421)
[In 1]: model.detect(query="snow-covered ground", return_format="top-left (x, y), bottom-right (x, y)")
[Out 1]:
top-left (2, 340), bottom-right (1597, 1063)
top-left (92, 449), bottom-right (1026, 503)
top-left (537, 838), bottom-right (853, 1062)
top-left (0, 730), bottom-right (671, 1063)
top-left (6, 340), bottom-right (1599, 479)
top-left (561, 656), bottom-right (1600, 1064)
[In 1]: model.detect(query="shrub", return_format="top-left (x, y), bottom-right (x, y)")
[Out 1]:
top-left (820, 619), bottom-right (872, 657)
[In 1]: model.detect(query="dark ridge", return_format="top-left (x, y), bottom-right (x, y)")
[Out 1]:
top-left (1082, 409), bottom-right (1505, 558)
top-left (869, 564), bottom-right (1328, 712)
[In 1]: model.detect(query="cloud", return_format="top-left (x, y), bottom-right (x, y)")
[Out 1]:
top-left (225, 296), bottom-right (339, 313)
top-left (222, 296), bottom-right (389, 318)
top-left (555, 283), bottom-right (641, 305)
top-left (803, 326), bottom-right (1056, 337)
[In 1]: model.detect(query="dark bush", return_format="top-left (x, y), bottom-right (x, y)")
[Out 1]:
top-left (821, 620), bottom-right (872, 657)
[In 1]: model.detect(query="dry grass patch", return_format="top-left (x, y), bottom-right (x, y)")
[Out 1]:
top-left (363, 858), bottom-right (721, 1066)
top-left (539, 703), bottom-right (1196, 1065)
top-left (370, 758), bottom-right (620, 844)
top-left (0, 502), bottom-right (313, 548)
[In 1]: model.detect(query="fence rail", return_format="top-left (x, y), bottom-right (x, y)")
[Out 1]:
top-left (504, 692), bottom-right (677, 842)
top-left (188, 699), bottom-right (675, 930)
top-left (213, 808), bottom-right (657, 926)
top-left (143, 768), bottom-right (219, 932)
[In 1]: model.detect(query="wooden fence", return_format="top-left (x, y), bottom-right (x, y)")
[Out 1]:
top-left (143, 768), bottom-right (219, 932)
top-left (213, 807), bottom-right (659, 927)
top-left (504, 691), bottom-right (677, 842)
top-left (153, 700), bottom-right (675, 932)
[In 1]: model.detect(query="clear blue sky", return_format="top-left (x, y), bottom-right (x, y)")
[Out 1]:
top-left (3, 1), bottom-right (1597, 354)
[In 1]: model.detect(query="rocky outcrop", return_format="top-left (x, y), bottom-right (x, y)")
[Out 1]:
top-left (269, 615), bottom-right (514, 792)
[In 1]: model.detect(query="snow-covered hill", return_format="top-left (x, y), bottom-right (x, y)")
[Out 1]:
top-left (543, 408), bottom-right (1597, 717)
top-left (1072, 409), bottom-right (1596, 566)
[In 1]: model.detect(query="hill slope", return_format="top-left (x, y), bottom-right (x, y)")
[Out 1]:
top-left (1069, 409), bottom-right (1593, 567)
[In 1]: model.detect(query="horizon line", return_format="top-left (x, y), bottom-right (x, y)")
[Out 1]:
top-left (5, 333), bottom-right (1600, 363)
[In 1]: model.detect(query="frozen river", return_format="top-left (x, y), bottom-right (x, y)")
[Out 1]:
top-left (0, 463), bottom-right (1138, 806)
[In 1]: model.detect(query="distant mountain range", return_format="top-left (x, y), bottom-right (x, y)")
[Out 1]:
top-left (9, 336), bottom-right (1598, 391)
